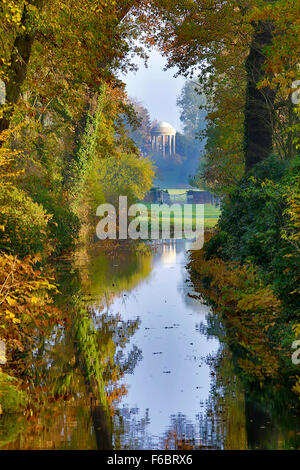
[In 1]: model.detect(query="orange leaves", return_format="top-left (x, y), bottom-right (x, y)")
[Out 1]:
top-left (190, 242), bottom-right (281, 319)
top-left (107, 384), bottom-right (128, 409)
top-left (189, 239), bottom-right (283, 382)
top-left (36, 0), bottom-right (137, 87)
top-left (0, 252), bottom-right (62, 353)
top-left (237, 288), bottom-right (281, 313)
top-left (0, 129), bottom-right (25, 189)
top-left (246, 1), bottom-right (300, 91)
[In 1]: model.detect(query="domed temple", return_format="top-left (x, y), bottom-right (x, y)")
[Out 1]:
top-left (150, 121), bottom-right (176, 157)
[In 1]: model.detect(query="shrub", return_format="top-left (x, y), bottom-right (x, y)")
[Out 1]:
top-left (0, 252), bottom-right (62, 357)
top-left (0, 187), bottom-right (50, 257)
top-left (206, 156), bottom-right (300, 316)
top-left (30, 187), bottom-right (80, 255)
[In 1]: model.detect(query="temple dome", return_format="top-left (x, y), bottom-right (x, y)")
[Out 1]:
top-left (151, 121), bottom-right (176, 136)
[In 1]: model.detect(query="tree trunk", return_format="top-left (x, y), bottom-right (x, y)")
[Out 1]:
top-left (0, 1), bottom-right (44, 135)
top-left (0, 0), bottom-right (140, 136)
top-left (244, 20), bottom-right (276, 170)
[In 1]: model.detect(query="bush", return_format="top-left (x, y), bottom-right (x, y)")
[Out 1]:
top-left (0, 187), bottom-right (49, 257)
top-left (30, 187), bottom-right (80, 255)
top-left (204, 155), bottom-right (300, 317)
top-left (21, 178), bottom-right (80, 256)
top-left (0, 252), bottom-right (61, 355)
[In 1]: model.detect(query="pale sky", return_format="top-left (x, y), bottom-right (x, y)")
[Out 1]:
top-left (121, 49), bottom-right (186, 132)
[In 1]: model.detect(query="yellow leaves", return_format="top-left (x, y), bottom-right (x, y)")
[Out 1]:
top-left (30, 296), bottom-right (40, 305)
top-left (281, 175), bottom-right (300, 249)
top-left (190, 244), bottom-right (281, 320)
top-left (0, 251), bottom-right (62, 352)
top-left (32, 253), bottom-right (42, 264)
top-left (237, 288), bottom-right (281, 313)
top-left (262, 322), bottom-right (276, 332)
top-left (258, 78), bottom-right (271, 90)
top-left (6, 296), bottom-right (16, 306)
top-left (293, 324), bottom-right (300, 338)
top-left (5, 310), bottom-right (20, 324)
top-left (189, 236), bottom-right (283, 383)
top-left (238, 355), bottom-right (279, 381)
top-left (292, 377), bottom-right (300, 397)
top-left (0, 129), bottom-right (25, 190)
top-left (0, 0), bottom-right (23, 35)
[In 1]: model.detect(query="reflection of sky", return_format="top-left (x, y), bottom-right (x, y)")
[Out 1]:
top-left (104, 240), bottom-right (219, 448)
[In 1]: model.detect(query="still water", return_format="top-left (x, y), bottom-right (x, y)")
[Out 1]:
top-left (1, 240), bottom-right (299, 450)
top-left (99, 240), bottom-right (219, 449)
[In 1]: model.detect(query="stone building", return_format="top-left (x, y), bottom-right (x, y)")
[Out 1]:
top-left (187, 190), bottom-right (221, 206)
top-left (151, 121), bottom-right (176, 157)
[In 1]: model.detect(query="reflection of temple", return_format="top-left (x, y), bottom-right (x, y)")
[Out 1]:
top-left (161, 240), bottom-right (177, 266)
top-left (151, 121), bottom-right (176, 157)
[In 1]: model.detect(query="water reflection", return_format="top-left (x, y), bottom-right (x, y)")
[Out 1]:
top-left (1, 240), bottom-right (299, 450)
top-left (161, 240), bottom-right (177, 266)
top-left (104, 240), bottom-right (219, 449)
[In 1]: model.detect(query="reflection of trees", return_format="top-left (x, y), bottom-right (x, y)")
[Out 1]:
top-left (112, 406), bottom-right (153, 450)
top-left (85, 244), bottom-right (153, 304)
top-left (162, 414), bottom-right (205, 450)
top-left (194, 311), bottom-right (300, 450)
top-left (2, 243), bottom-right (150, 449)
top-left (3, 298), bottom-right (142, 450)
top-left (199, 350), bottom-right (248, 450)
top-left (156, 347), bottom-right (247, 451)
top-left (47, 303), bottom-right (142, 449)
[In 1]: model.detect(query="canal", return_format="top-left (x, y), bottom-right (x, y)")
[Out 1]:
top-left (1, 240), bottom-right (299, 449)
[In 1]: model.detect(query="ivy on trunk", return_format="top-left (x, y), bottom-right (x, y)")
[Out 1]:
top-left (244, 18), bottom-right (276, 170)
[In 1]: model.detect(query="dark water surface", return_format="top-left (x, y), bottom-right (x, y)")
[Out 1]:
top-left (1, 241), bottom-right (299, 450)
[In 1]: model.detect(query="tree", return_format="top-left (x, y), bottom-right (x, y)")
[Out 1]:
top-left (244, 7), bottom-right (277, 170)
top-left (127, 98), bottom-right (152, 152)
top-left (137, 0), bottom-right (299, 188)
top-left (0, 0), bottom-right (44, 134)
top-left (244, 0), bottom-right (300, 166)
top-left (0, 0), bottom-right (144, 135)
top-left (177, 80), bottom-right (206, 138)
top-left (98, 152), bottom-right (155, 206)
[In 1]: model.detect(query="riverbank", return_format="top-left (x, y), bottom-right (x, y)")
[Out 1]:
top-left (188, 159), bottom-right (300, 407)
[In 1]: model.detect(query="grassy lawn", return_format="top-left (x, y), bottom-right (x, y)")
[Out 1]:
top-left (163, 188), bottom-right (202, 203)
top-left (139, 202), bottom-right (221, 231)
top-left (163, 189), bottom-right (203, 194)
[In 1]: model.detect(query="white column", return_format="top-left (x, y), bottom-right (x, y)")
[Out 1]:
top-left (163, 135), bottom-right (165, 156)
top-left (169, 135), bottom-right (172, 155)
top-left (173, 134), bottom-right (176, 155)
